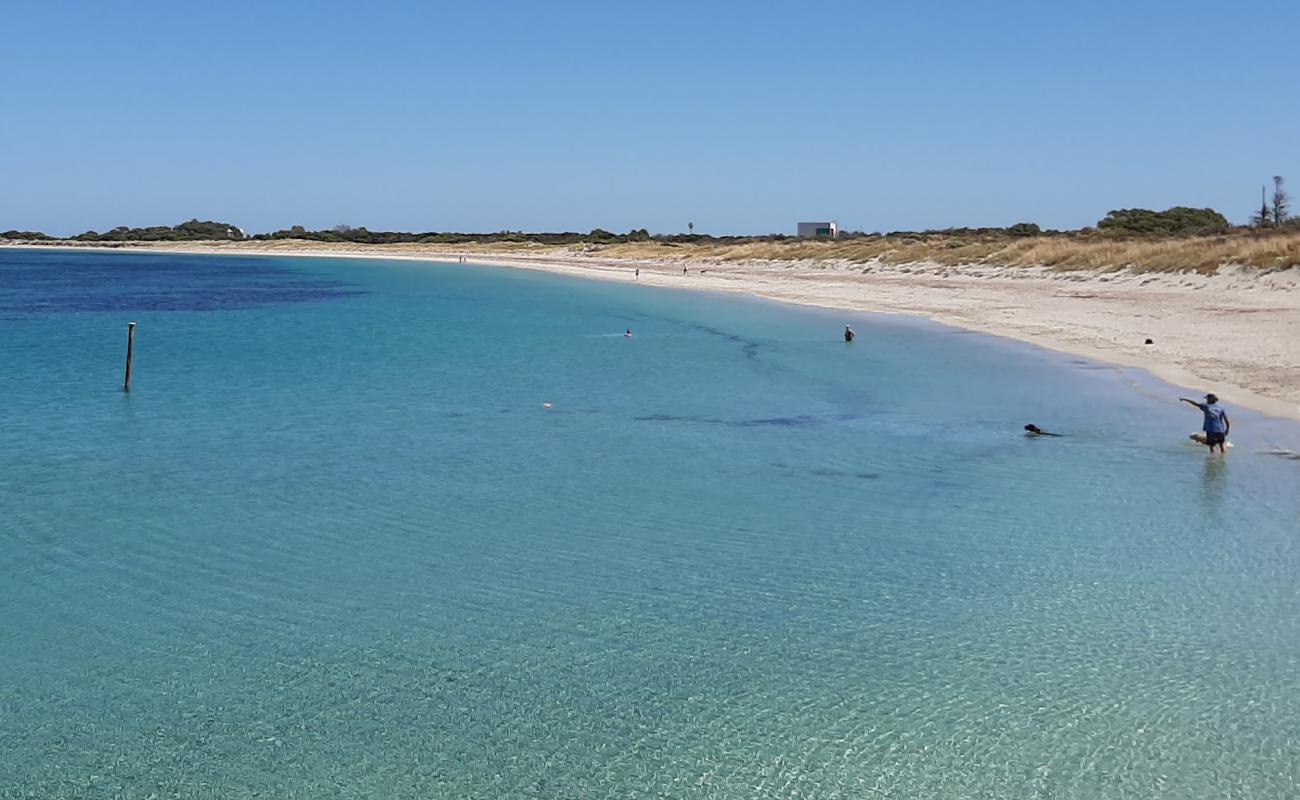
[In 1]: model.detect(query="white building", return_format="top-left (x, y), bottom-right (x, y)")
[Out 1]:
top-left (797, 221), bottom-right (838, 238)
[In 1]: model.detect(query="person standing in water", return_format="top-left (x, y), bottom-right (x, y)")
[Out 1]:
top-left (844, 325), bottom-right (855, 342)
top-left (1181, 393), bottom-right (1230, 453)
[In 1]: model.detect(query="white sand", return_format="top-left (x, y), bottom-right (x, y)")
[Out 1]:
top-left (10, 242), bottom-right (1300, 420)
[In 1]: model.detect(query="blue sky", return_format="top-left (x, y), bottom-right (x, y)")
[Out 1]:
top-left (2, 0), bottom-right (1297, 235)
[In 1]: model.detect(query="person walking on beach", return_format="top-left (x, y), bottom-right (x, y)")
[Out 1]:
top-left (844, 325), bottom-right (855, 342)
top-left (1181, 393), bottom-right (1230, 453)
top-left (635, 268), bottom-right (639, 280)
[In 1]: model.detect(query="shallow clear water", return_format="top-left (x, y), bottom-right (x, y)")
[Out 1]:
top-left (2, 248), bottom-right (1298, 798)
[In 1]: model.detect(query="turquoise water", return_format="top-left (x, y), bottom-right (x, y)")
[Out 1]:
top-left (2, 248), bottom-right (1298, 798)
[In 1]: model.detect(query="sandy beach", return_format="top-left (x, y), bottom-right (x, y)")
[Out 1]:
top-left (9, 240), bottom-right (1300, 420)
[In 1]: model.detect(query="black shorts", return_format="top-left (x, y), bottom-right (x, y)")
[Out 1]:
top-left (1204, 431), bottom-right (1226, 446)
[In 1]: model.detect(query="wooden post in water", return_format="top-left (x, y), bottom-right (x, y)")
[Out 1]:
top-left (123, 321), bottom-right (136, 391)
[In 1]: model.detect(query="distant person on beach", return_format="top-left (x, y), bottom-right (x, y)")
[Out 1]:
top-left (1024, 424), bottom-right (1061, 437)
top-left (1181, 393), bottom-right (1230, 453)
top-left (635, 268), bottom-right (639, 280)
top-left (844, 325), bottom-right (855, 342)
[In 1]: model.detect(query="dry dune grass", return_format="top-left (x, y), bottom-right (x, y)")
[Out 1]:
top-left (996, 234), bottom-right (1300, 273)
top-left (578, 231), bottom-right (1300, 273)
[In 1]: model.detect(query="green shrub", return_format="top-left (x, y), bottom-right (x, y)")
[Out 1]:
top-left (1097, 207), bottom-right (1229, 235)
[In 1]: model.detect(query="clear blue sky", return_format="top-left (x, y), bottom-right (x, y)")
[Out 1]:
top-left (2, 0), bottom-right (1297, 236)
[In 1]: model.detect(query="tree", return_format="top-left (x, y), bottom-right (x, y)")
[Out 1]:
top-left (1272, 176), bottom-right (1290, 225)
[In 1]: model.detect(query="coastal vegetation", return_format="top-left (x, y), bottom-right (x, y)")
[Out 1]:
top-left (58, 219), bottom-right (246, 242)
top-left (0, 206), bottom-right (1256, 249)
top-left (248, 224), bottom-right (654, 245)
top-left (31, 226), bottom-right (1285, 275)
top-left (5, 203), bottom-right (1300, 273)
top-left (1095, 207), bottom-right (1229, 235)
top-left (574, 228), bottom-right (1300, 273)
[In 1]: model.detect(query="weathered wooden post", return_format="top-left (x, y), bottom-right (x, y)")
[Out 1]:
top-left (123, 321), bottom-right (136, 391)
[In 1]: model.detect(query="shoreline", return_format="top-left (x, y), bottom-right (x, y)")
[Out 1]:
top-left (7, 241), bottom-right (1300, 421)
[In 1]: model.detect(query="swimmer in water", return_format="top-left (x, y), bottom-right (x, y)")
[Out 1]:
top-left (624, 329), bottom-right (633, 337)
top-left (844, 325), bottom-right (855, 342)
top-left (1024, 424), bottom-right (1061, 437)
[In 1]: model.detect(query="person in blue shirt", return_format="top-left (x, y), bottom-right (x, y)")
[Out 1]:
top-left (1180, 393), bottom-right (1230, 453)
